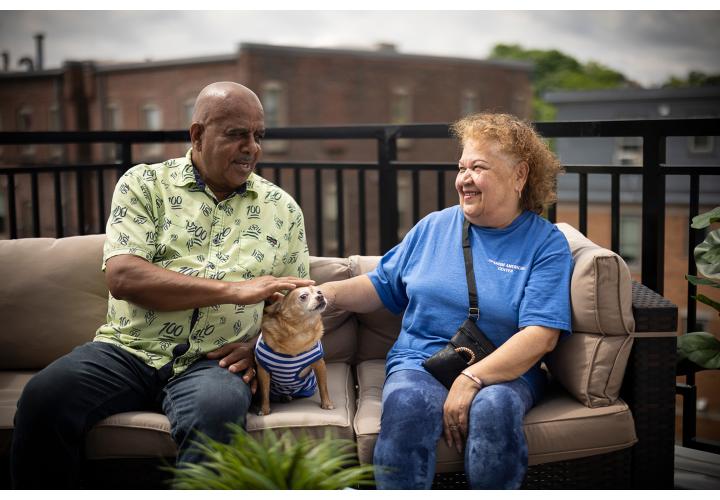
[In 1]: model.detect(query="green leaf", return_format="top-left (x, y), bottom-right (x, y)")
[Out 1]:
top-left (691, 207), bottom-right (720, 229)
top-left (686, 275), bottom-right (720, 288)
top-left (695, 229), bottom-right (720, 279)
top-left (694, 294), bottom-right (720, 314)
top-left (678, 332), bottom-right (720, 369)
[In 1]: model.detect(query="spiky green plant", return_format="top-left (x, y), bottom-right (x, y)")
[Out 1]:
top-left (681, 207), bottom-right (720, 370)
top-left (167, 424), bottom-right (376, 490)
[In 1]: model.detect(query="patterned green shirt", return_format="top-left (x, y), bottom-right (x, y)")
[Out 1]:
top-left (95, 150), bottom-right (310, 377)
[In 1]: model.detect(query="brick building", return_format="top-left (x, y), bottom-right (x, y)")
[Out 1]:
top-left (0, 41), bottom-right (533, 245)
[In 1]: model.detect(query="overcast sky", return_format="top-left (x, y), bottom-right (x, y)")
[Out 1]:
top-left (1, 10), bottom-right (719, 87)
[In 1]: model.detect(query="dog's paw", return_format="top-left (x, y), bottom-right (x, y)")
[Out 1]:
top-left (320, 401), bottom-right (335, 410)
top-left (257, 407), bottom-right (272, 416)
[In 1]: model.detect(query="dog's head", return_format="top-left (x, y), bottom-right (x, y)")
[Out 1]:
top-left (264, 285), bottom-right (326, 318)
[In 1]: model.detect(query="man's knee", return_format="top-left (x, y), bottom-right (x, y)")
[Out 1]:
top-left (15, 366), bottom-right (78, 426)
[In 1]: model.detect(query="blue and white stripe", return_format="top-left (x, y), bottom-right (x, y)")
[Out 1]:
top-left (254, 334), bottom-right (324, 400)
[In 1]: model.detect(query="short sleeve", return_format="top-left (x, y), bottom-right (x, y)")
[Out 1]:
top-left (518, 231), bottom-right (573, 335)
top-left (277, 203), bottom-right (310, 279)
top-left (367, 225), bottom-right (422, 315)
top-left (102, 168), bottom-right (158, 270)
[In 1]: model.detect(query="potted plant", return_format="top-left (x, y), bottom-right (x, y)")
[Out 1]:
top-left (680, 206), bottom-right (720, 372)
top-left (167, 424), bottom-right (376, 490)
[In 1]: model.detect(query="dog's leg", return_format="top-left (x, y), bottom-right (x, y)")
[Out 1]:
top-left (256, 362), bottom-right (272, 416)
top-left (311, 358), bottom-right (335, 410)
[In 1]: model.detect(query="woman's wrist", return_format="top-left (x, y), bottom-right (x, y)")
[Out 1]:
top-left (460, 370), bottom-right (483, 389)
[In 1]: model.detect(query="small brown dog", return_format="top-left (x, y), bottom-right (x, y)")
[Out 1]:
top-left (254, 285), bottom-right (334, 416)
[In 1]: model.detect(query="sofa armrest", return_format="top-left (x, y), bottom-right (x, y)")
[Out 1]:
top-left (621, 281), bottom-right (678, 488)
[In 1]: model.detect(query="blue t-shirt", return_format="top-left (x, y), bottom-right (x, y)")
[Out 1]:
top-left (367, 206), bottom-right (573, 402)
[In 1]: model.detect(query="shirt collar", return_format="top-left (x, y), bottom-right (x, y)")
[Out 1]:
top-left (172, 148), bottom-right (257, 197)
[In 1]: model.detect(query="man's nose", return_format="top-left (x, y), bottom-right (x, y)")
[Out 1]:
top-left (240, 136), bottom-right (260, 155)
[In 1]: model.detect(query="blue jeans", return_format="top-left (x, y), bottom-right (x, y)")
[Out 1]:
top-left (10, 341), bottom-right (252, 489)
top-left (373, 369), bottom-right (534, 489)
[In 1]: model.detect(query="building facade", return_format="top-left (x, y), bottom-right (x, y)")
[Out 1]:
top-left (0, 42), bottom-right (533, 246)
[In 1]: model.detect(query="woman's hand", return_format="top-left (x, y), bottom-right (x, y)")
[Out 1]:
top-left (443, 374), bottom-right (481, 453)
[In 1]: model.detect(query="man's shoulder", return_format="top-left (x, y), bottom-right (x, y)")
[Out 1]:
top-left (123, 157), bottom-right (188, 182)
top-left (248, 174), bottom-right (301, 212)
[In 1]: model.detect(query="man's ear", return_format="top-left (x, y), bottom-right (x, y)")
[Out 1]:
top-left (189, 122), bottom-right (204, 152)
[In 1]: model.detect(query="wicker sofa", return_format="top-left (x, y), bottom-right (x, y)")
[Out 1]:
top-left (0, 224), bottom-right (677, 489)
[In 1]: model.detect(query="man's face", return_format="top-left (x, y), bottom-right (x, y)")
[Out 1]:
top-left (192, 95), bottom-right (265, 199)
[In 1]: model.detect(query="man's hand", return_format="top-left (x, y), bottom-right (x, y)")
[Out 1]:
top-left (231, 276), bottom-right (314, 305)
top-left (207, 341), bottom-right (258, 394)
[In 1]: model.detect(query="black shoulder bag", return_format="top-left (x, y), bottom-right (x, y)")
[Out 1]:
top-left (422, 218), bottom-right (496, 389)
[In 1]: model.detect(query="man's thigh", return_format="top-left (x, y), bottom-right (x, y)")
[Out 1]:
top-left (161, 359), bottom-right (252, 437)
top-left (16, 341), bottom-right (159, 431)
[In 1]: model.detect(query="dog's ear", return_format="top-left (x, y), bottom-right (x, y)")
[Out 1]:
top-left (263, 298), bottom-right (283, 315)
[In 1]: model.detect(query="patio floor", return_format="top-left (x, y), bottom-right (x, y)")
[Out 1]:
top-left (675, 445), bottom-right (720, 489)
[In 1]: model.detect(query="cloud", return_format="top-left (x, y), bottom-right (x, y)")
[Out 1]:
top-left (1, 10), bottom-right (718, 86)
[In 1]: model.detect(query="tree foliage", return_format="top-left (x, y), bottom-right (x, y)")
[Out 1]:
top-left (663, 71), bottom-right (720, 88)
top-left (489, 43), bottom-right (629, 120)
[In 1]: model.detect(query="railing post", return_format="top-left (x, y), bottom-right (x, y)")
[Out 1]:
top-left (641, 133), bottom-right (666, 294)
top-left (378, 127), bottom-right (399, 253)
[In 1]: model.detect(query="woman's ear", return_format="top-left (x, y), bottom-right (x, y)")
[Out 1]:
top-left (515, 161), bottom-right (529, 191)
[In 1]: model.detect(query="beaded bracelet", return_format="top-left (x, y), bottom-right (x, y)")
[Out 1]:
top-left (461, 370), bottom-right (483, 389)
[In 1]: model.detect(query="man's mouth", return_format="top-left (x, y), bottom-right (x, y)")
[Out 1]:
top-left (232, 159), bottom-right (253, 169)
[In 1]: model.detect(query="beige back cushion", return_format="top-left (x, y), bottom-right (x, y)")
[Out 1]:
top-left (0, 235), bottom-right (108, 370)
top-left (309, 256), bottom-right (357, 363)
top-left (548, 223), bottom-right (635, 407)
top-left (348, 255), bottom-right (403, 363)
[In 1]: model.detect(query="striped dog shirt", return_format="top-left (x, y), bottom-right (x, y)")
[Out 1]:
top-left (254, 334), bottom-right (324, 400)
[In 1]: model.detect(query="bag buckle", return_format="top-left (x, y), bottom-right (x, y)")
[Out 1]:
top-left (468, 308), bottom-right (479, 320)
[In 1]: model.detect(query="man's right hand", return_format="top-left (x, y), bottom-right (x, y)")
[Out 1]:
top-left (231, 275), bottom-right (314, 305)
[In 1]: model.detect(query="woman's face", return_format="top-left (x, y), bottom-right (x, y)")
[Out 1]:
top-left (455, 138), bottom-right (526, 228)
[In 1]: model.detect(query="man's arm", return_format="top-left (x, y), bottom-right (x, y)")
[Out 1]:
top-left (106, 254), bottom-right (313, 311)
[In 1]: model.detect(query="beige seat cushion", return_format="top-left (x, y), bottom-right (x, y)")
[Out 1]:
top-left (84, 362), bottom-right (355, 459)
top-left (354, 360), bottom-right (637, 471)
top-left (0, 235), bottom-right (108, 370)
top-left (0, 372), bottom-right (35, 455)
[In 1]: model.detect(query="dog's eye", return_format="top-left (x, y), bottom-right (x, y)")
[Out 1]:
top-left (299, 293), bottom-right (309, 301)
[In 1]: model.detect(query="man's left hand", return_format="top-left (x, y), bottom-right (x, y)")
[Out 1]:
top-left (207, 341), bottom-right (257, 393)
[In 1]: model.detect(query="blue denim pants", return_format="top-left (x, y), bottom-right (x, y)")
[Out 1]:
top-left (10, 341), bottom-right (252, 489)
top-left (373, 369), bottom-right (535, 489)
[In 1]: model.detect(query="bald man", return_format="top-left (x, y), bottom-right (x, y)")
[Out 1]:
top-left (11, 82), bottom-right (313, 488)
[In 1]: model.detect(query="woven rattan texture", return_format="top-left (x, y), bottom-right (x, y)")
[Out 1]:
top-left (632, 281), bottom-right (678, 332)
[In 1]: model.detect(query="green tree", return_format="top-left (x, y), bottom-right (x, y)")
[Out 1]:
top-left (663, 70), bottom-right (720, 88)
top-left (489, 44), bottom-right (629, 120)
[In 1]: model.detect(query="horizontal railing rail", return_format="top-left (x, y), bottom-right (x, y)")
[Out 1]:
top-left (2, 119), bottom-right (720, 293)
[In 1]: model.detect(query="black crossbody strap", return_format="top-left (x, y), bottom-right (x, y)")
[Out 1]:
top-left (462, 218), bottom-right (480, 320)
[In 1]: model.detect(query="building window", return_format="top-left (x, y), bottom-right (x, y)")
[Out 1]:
top-left (261, 81), bottom-right (288, 154)
top-left (461, 90), bottom-right (478, 117)
top-left (391, 86), bottom-right (413, 150)
top-left (141, 104), bottom-right (162, 159)
top-left (614, 136), bottom-right (642, 166)
top-left (619, 215), bottom-right (641, 266)
top-left (48, 105), bottom-right (63, 161)
top-left (104, 104), bottom-right (122, 161)
top-left (17, 106), bottom-right (35, 157)
top-left (689, 136), bottom-right (714, 154)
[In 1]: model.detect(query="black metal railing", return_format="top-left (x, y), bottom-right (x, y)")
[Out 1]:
top-left (2, 119), bottom-right (720, 295)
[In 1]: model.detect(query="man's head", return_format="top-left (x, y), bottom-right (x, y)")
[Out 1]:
top-left (189, 82), bottom-right (265, 200)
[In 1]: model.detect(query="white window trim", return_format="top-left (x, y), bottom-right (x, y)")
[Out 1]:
top-left (688, 136), bottom-right (714, 154)
top-left (261, 81), bottom-right (288, 154)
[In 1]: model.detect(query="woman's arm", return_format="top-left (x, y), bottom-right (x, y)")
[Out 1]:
top-left (442, 326), bottom-right (560, 452)
top-left (318, 275), bottom-right (384, 314)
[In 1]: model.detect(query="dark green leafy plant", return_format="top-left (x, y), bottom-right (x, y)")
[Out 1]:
top-left (680, 207), bottom-right (720, 370)
top-left (167, 424), bottom-right (376, 490)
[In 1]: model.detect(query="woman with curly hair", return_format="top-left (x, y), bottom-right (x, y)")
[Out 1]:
top-left (321, 113), bottom-right (572, 489)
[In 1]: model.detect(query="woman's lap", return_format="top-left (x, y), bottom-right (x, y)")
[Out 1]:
top-left (374, 369), bottom-right (534, 489)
